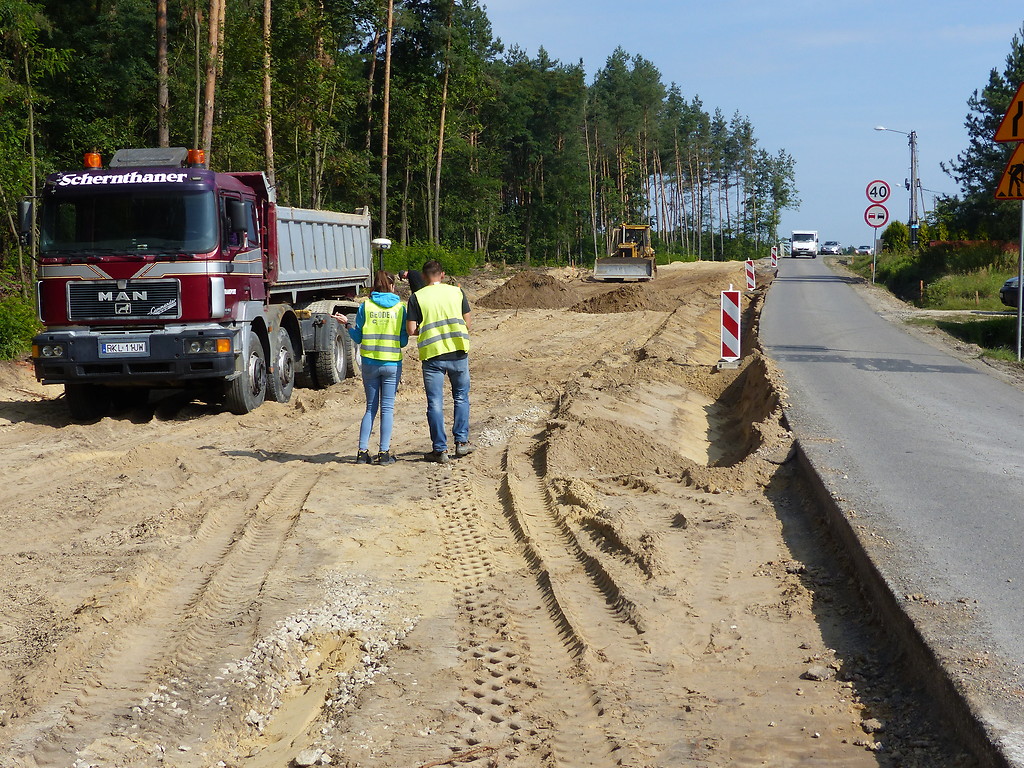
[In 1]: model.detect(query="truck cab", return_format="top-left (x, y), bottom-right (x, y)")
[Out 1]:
top-left (24, 147), bottom-right (370, 421)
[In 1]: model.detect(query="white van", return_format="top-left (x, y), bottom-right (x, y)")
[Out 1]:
top-left (791, 230), bottom-right (819, 258)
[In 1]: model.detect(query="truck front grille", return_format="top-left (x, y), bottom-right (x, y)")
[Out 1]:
top-left (68, 280), bottom-right (181, 321)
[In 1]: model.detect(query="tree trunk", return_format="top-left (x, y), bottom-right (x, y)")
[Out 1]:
top-left (193, 6), bottom-right (201, 147)
top-left (200, 0), bottom-right (222, 161)
top-left (262, 0), bottom-right (275, 186)
top-left (364, 27), bottom-right (380, 153)
top-left (23, 56), bottom-right (37, 284)
top-left (379, 0), bottom-right (393, 239)
top-left (424, 155), bottom-right (433, 242)
top-left (156, 0), bottom-right (169, 147)
top-left (674, 130), bottom-right (689, 254)
top-left (400, 156), bottom-right (410, 245)
top-left (584, 108), bottom-right (599, 261)
top-left (432, 0), bottom-right (455, 244)
top-left (0, 178), bottom-right (27, 292)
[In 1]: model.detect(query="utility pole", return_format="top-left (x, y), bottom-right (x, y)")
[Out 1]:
top-left (909, 130), bottom-right (919, 249)
top-left (875, 126), bottom-right (920, 249)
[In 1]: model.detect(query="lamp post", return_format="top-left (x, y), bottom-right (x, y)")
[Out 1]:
top-left (875, 126), bottom-right (919, 249)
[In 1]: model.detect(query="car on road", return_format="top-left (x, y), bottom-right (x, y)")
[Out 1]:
top-left (855, 245), bottom-right (873, 256)
top-left (1000, 276), bottom-right (1020, 308)
top-left (820, 241), bottom-right (842, 255)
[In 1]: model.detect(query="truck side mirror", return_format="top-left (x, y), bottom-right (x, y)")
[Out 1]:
top-left (17, 199), bottom-right (32, 245)
top-left (226, 199), bottom-right (247, 233)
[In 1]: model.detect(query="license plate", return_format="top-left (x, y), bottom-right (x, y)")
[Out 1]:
top-left (99, 340), bottom-right (148, 356)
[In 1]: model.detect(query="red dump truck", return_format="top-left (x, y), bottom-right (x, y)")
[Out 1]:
top-left (21, 147), bottom-right (374, 420)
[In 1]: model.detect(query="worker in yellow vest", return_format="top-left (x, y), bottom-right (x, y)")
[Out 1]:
top-left (334, 270), bottom-right (407, 465)
top-left (405, 259), bottom-right (472, 463)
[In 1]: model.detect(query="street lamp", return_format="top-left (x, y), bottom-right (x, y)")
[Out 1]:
top-left (875, 126), bottom-right (919, 249)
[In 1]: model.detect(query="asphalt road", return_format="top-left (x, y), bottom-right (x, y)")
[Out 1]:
top-left (761, 256), bottom-right (1024, 760)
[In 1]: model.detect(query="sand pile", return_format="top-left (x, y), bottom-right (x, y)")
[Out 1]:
top-left (476, 272), bottom-right (579, 310)
top-left (570, 284), bottom-right (660, 314)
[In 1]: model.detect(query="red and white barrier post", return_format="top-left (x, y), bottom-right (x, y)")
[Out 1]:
top-left (771, 245), bottom-right (778, 270)
top-left (720, 286), bottom-right (741, 365)
top-left (745, 259), bottom-right (756, 291)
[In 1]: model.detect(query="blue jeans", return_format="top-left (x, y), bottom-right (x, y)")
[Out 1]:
top-left (421, 356), bottom-right (470, 453)
top-left (359, 363), bottom-right (399, 452)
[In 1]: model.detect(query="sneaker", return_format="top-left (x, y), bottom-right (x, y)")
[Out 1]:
top-left (355, 449), bottom-right (373, 465)
top-left (455, 442), bottom-right (475, 458)
top-left (423, 450), bottom-right (450, 464)
top-left (376, 450), bottom-right (397, 466)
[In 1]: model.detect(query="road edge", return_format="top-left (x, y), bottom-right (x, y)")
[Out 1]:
top-left (763, 257), bottom-right (1024, 766)
top-left (790, 438), bottom-right (1021, 768)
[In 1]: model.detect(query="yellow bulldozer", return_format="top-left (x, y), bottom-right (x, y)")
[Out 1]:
top-left (593, 223), bottom-right (656, 281)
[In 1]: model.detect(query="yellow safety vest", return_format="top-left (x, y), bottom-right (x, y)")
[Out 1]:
top-left (415, 283), bottom-right (470, 361)
top-left (360, 298), bottom-right (405, 362)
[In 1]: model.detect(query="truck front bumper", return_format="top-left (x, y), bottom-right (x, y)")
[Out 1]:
top-left (32, 326), bottom-right (238, 385)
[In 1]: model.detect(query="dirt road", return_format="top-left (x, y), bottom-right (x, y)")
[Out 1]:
top-left (0, 261), bottom-right (973, 767)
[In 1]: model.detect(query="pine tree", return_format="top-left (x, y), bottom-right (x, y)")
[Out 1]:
top-left (943, 24), bottom-right (1024, 239)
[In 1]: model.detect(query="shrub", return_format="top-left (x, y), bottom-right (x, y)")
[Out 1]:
top-left (922, 270), bottom-right (1010, 310)
top-left (0, 292), bottom-right (39, 360)
top-left (381, 242), bottom-right (481, 277)
top-left (924, 241), bottom-right (1015, 274)
top-left (934, 317), bottom-right (1016, 352)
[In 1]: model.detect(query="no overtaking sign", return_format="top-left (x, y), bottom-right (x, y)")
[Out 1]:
top-left (865, 204), bottom-right (889, 228)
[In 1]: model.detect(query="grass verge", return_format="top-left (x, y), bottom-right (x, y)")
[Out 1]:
top-left (912, 315), bottom-right (1023, 362)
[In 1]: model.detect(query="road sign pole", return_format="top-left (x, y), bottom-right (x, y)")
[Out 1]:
top-left (872, 233), bottom-right (877, 283)
top-left (1017, 201), bottom-right (1023, 361)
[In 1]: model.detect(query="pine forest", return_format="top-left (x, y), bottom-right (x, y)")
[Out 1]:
top-left (0, 0), bottom-right (800, 291)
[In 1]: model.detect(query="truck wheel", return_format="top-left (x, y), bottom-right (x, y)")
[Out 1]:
top-left (65, 383), bottom-right (112, 422)
top-left (314, 317), bottom-right (356, 387)
top-left (225, 329), bottom-right (268, 414)
top-left (267, 327), bottom-right (296, 403)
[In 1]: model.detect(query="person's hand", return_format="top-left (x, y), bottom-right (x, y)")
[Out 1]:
top-left (332, 312), bottom-right (349, 326)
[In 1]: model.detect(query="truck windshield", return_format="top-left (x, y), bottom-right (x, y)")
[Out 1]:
top-left (39, 189), bottom-right (218, 255)
top-left (792, 233), bottom-right (814, 242)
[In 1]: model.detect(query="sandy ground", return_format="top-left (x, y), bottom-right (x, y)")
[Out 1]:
top-left (0, 261), bottom-right (976, 768)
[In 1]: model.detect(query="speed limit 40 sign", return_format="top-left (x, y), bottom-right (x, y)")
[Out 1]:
top-left (866, 179), bottom-right (891, 204)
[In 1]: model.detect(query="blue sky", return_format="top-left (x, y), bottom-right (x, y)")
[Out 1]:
top-left (481, 0), bottom-right (1024, 250)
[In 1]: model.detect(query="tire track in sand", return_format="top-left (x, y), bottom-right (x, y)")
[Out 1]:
top-left (4, 469), bottom-right (318, 767)
top-left (497, 434), bottom-right (643, 768)
top-left (425, 467), bottom-right (548, 766)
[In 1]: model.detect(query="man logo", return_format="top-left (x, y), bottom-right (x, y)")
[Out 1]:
top-left (115, 304), bottom-right (131, 314)
top-left (99, 291), bottom-right (147, 301)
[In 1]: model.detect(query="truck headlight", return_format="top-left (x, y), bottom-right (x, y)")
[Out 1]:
top-left (186, 338), bottom-right (231, 354)
top-left (39, 344), bottom-right (64, 358)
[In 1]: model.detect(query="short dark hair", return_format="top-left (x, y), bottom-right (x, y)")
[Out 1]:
top-left (421, 260), bottom-right (443, 279)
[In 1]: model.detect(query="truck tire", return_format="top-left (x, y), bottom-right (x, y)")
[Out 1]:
top-left (267, 327), bottom-right (296, 403)
top-left (314, 317), bottom-right (356, 387)
top-left (65, 383), bottom-right (112, 422)
top-left (225, 329), bottom-right (268, 414)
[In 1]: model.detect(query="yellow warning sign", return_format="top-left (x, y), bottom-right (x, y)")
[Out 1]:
top-left (995, 143), bottom-right (1024, 199)
top-left (995, 82), bottom-right (1024, 142)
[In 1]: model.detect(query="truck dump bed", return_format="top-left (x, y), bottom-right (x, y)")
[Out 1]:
top-left (273, 206), bottom-right (373, 293)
